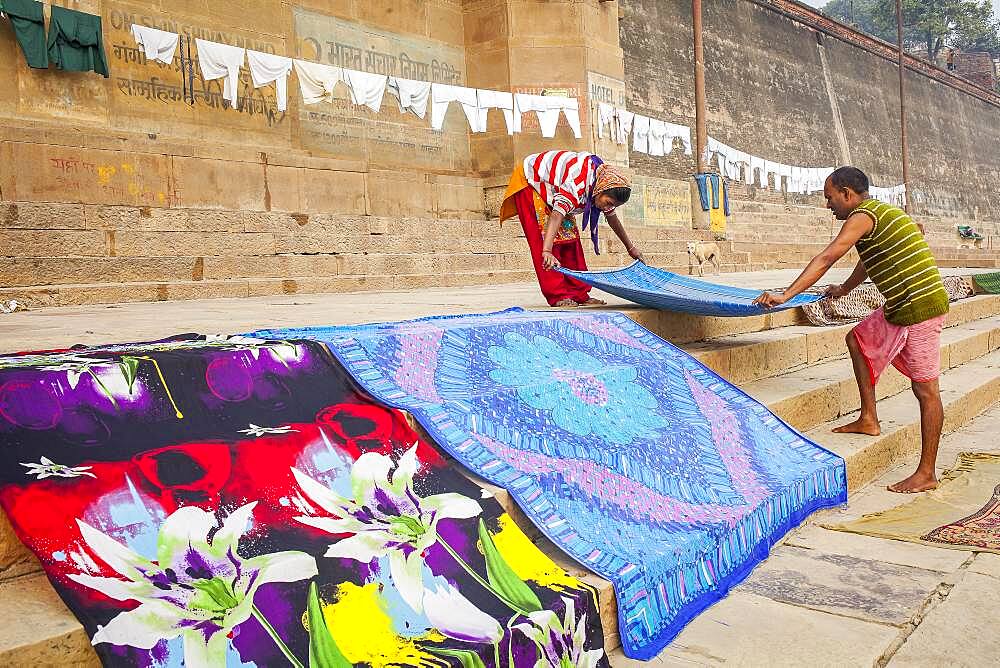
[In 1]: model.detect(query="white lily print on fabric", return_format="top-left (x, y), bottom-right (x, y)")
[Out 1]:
top-left (292, 443), bottom-right (482, 613)
top-left (423, 580), bottom-right (503, 644)
top-left (239, 424), bottom-right (299, 437)
top-left (68, 502), bottom-right (317, 667)
top-left (21, 457), bottom-right (96, 479)
top-left (514, 596), bottom-right (605, 668)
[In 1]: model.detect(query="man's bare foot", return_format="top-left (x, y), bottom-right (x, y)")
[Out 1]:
top-left (579, 297), bottom-right (606, 306)
top-left (832, 418), bottom-right (881, 436)
top-left (887, 471), bottom-right (938, 493)
top-left (554, 299), bottom-right (578, 307)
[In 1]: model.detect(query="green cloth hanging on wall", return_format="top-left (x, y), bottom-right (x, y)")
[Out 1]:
top-left (3, 0), bottom-right (49, 69)
top-left (46, 5), bottom-right (109, 77)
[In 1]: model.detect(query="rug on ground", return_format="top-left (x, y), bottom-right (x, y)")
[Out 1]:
top-left (556, 261), bottom-right (820, 316)
top-left (824, 452), bottom-right (1000, 553)
top-left (248, 308), bottom-right (849, 659)
top-left (0, 335), bottom-right (607, 667)
top-left (801, 276), bottom-right (974, 326)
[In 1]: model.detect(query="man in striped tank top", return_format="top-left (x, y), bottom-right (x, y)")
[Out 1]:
top-left (754, 167), bottom-right (948, 493)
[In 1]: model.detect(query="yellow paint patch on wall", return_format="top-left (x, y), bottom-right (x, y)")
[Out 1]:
top-left (488, 514), bottom-right (582, 593)
top-left (321, 581), bottom-right (442, 668)
top-left (97, 165), bottom-right (117, 185)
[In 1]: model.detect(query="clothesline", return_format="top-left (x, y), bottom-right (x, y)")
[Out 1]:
top-left (127, 24), bottom-right (906, 202)
top-left (130, 24), bottom-right (583, 139)
top-left (593, 101), bottom-right (906, 203)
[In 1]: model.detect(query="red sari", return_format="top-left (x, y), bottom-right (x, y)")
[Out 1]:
top-left (500, 166), bottom-right (592, 306)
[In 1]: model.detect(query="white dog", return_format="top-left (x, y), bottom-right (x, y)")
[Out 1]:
top-left (687, 241), bottom-right (721, 277)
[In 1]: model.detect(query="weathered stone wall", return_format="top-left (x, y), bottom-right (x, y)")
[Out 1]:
top-left (2, 0), bottom-right (999, 307)
top-left (620, 0), bottom-right (1000, 239)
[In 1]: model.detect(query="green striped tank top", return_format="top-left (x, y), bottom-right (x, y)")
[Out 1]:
top-left (852, 199), bottom-right (949, 326)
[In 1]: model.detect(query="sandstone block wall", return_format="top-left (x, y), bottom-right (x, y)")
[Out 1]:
top-left (620, 0), bottom-right (1000, 240)
top-left (1, 0), bottom-right (997, 307)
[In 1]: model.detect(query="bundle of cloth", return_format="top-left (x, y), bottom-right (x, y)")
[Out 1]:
top-left (801, 275), bottom-right (974, 326)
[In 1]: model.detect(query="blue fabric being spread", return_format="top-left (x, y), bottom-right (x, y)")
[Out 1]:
top-left (558, 261), bottom-right (820, 316)
top-left (246, 309), bottom-right (847, 659)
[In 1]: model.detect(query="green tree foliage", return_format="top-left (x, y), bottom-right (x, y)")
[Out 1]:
top-left (823, 0), bottom-right (1000, 60)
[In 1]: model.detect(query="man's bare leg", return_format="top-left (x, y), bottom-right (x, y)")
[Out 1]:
top-left (888, 378), bottom-right (942, 493)
top-left (833, 331), bottom-right (881, 435)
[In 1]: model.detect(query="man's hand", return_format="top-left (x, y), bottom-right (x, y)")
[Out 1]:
top-left (542, 250), bottom-right (561, 270)
top-left (753, 291), bottom-right (788, 308)
top-left (824, 284), bottom-right (851, 298)
top-left (628, 246), bottom-right (646, 264)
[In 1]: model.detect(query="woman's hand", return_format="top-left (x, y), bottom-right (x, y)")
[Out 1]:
top-left (752, 291), bottom-right (788, 308)
top-left (824, 284), bottom-right (851, 298)
top-left (628, 246), bottom-right (646, 264)
top-left (542, 250), bottom-right (561, 270)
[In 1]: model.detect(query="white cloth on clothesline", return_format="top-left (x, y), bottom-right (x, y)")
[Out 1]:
top-left (387, 76), bottom-right (431, 119)
top-left (597, 102), bottom-right (615, 140)
top-left (343, 69), bottom-right (388, 113)
top-left (293, 60), bottom-right (343, 105)
top-left (476, 89), bottom-right (516, 134)
top-left (195, 40), bottom-right (245, 105)
top-left (246, 51), bottom-right (293, 111)
top-left (647, 118), bottom-right (666, 156)
top-left (632, 114), bottom-right (650, 154)
top-left (513, 94), bottom-right (582, 139)
top-left (614, 109), bottom-right (634, 146)
top-left (430, 83), bottom-right (479, 131)
top-left (131, 25), bottom-right (178, 65)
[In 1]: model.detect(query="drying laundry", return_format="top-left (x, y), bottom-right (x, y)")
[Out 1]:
top-left (255, 309), bottom-right (847, 658)
top-left (130, 24), bottom-right (178, 65)
top-left (749, 155), bottom-right (766, 186)
top-left (292, 59), bottom-right (342, 104)
top-left (561, 261), bottom-right (819, 316)
top-left (195, 39), bottom-right (245, 105)
top-left (476, 89), bottom-right (516, 134)
top-left (647, 118), bottom-right (666, 156)
top-left (342, 68), bottom-right (388, 113)
top-left (0, 335), bottom-right (609, 667)
top-left (597, 101), bottom-right (615, 140)
top-left (667, 122), bottom-right (693, 155)
top-left (246, 50), bottom-right (292, 111)
top-left (430, 83), bottom-right (479, 131)
top-left (514, 93), bottom-right (582, 139)
top-left (615, 108), bottom-right (635, 145)
top-left (47, 6), bottom-right (109, 77)
top-left (764, 160), bottom-right (780, 189)
top-left (632, 114), bottom-right (651, 154)
top-left (387, 75), bottom-right (431, 118)
top-left (4, 0), bottom-right (48, 68)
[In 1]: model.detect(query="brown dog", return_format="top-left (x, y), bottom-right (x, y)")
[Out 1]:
top-left (687, 241), bottom-right (721, 276)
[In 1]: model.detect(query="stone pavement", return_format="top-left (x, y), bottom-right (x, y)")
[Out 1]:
top-left (611, 405), bottom-right (1000, 667)
top-left (0, 267), bottom-right (996, 666)
top-left (0, 267), bottom-right (971, 352)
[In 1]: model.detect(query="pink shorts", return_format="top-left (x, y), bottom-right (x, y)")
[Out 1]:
top-left (852, 308), bottom-right (946, 385)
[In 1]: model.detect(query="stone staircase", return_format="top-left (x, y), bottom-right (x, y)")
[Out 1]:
top-left (2, 290), bottom-right (999, 662)
top-left (6, 193), bottom-right (995, 309)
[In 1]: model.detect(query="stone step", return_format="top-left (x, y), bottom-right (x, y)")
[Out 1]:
top-left (680, 295), bottom-right (1000, 386)
top-left (0, 574), bottom-right (99, 666)
top-left (938, 258), bottom-right (1000, 269)
top-left (0, 270), bottom-right (542, 308)
top-left (812, 347), bottom-right (1000, 491)
top-left (2, 311), bottom-right (998, 663)
top-left (439, 331), bottom-right (1000, 656)
top-left (0, 254), bottom-right (541, 287)
top-left (741, 314), bottom-right (1000, 434)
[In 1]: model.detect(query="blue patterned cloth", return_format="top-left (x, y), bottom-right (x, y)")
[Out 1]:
top-left (558, 261), bottom-right (820, 316)
top-left (246, 309), bottom-right (847, 659)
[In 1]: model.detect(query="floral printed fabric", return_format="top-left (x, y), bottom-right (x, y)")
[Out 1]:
top-left (249, 309), bottom-right (849, 660)
top-left (0, 336), bottom-right (607, 667)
